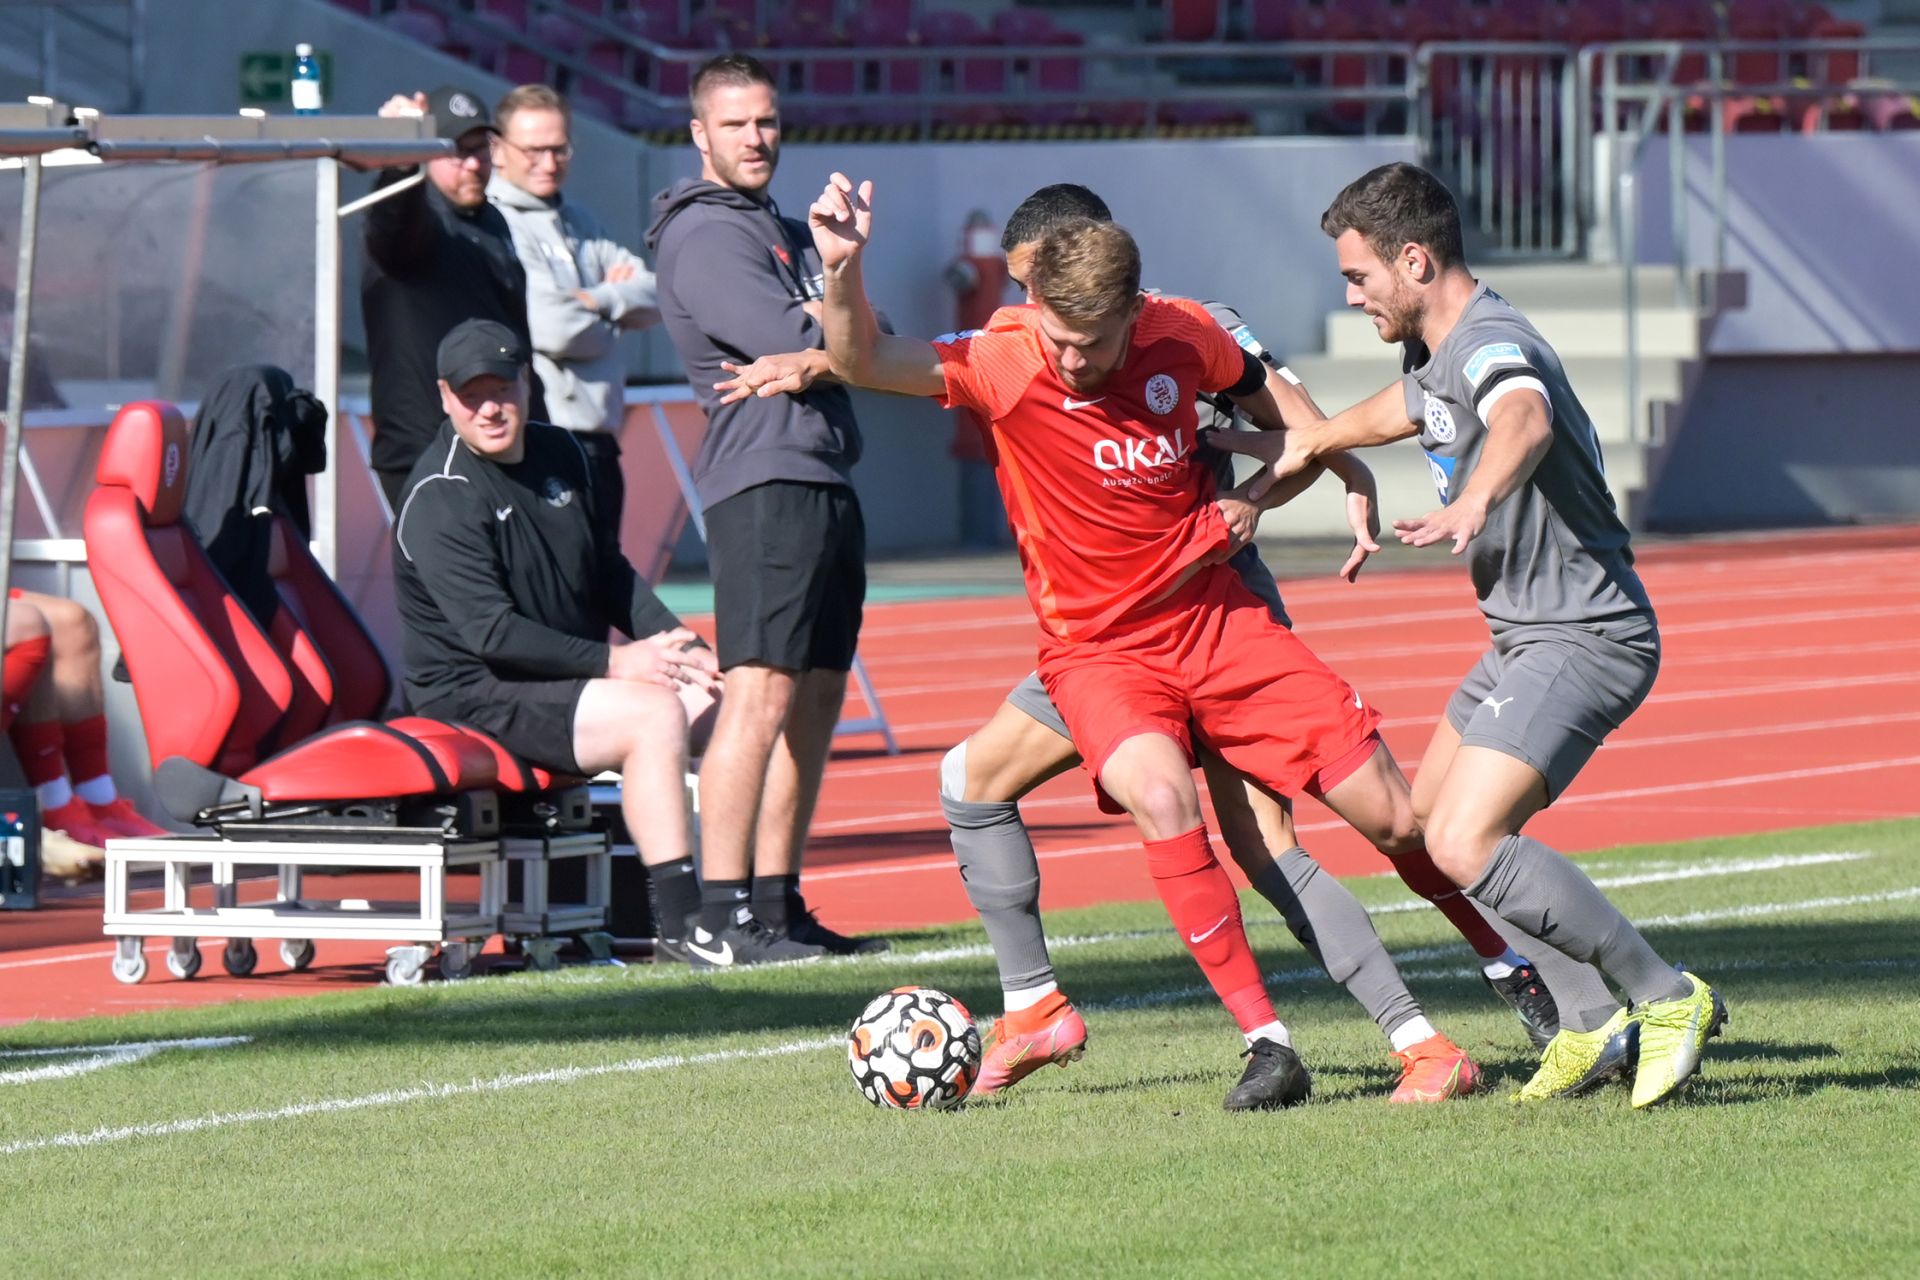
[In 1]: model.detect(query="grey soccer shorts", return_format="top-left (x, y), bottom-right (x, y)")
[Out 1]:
top-left (1005, 543), bottom-right (1290, 742)
top-left (1444, 617), bottom-right (1660, 803)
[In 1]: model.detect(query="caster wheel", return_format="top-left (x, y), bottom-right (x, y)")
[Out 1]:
top-left (166, 939), bottom-right (203, 980)
top-left (111, 939), bottom-right (148, 985)
top-left (222, 939), bottom-right (258, 977)
top-left (279, 939), bottom-right (315, 971)
top-left (438, 942), bottom-right (474, 981)
top-left (385, 944), bottom-right (429, 986)
top-left (525, 938), bottom-right (563, 972)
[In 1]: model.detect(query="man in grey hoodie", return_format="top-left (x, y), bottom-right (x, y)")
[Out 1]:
top-left (488, 84), bottom-right (659, 534)
top-left (644, 53), bottom-right (881, 966)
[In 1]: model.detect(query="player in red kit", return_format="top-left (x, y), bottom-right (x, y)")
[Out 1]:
top-left (803, 172), bottom-right (1478, 1110)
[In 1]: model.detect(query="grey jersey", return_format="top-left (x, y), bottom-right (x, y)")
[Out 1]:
top-left (1403, 283), bottom-right (1652, 634)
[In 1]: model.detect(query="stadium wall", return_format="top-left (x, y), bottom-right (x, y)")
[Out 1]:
top-left (1628, 135), bottom-right (1920, 528)
top-left (1630, 134), bottom-right (1920, 356)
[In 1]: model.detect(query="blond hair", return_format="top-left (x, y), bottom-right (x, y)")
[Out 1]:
top-left (1024, 218), bottom-right (1142, 326)
top-left (496, 83), bottom-right (568, 134)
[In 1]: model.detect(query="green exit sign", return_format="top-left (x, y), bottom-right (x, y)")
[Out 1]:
top-left (238, 50), bottom-right (334, 109)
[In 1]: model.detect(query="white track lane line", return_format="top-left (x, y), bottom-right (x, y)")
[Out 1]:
top-left (810, 739), bottom-right (1920, 836)
top-left (4, 871), bottom-right (1913, 1157)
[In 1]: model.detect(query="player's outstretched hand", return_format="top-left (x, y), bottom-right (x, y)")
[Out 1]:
top-left (809, 172), bottom-right (874, 268)
top-left (715, 352), bottom-right (824, 404)
top-left (1203, 428), bottom-right (1313, 501)
top-left (1339, 490), bottom-right (1383, 582)
top-left (1333, 456), bottom-right (1382, 582)
top-left (1393, 497), bottom-right (1486, 556)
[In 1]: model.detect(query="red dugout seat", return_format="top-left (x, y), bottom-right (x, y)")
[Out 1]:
top-left (84, 402), bottom-right (500, 826)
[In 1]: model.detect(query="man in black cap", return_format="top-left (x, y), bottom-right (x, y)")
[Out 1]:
top-left (363, 85), bottom-right (544, 513)
top-left (393, 319), bottom-right (738, 961)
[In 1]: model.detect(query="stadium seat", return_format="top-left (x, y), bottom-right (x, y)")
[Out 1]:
top-left (380, 9), bottom-right (447, 48)
top-left (83, 402), bottom-right (503, 827)
top-left (1863, 92), bottom-right (1920, 130)
top-left (1162, 0), bottom-right (1224, 42)
top-left (1537, 0), bottom-right (1625, 43)
top-left (530, 12), bottom-right (590, 55)
top-left (1245, 0), bottom-right (1291, 40)
top-left (916, 10), bottom-right (1007, 127)
top-left (474, 0), bottom-right (529, 31)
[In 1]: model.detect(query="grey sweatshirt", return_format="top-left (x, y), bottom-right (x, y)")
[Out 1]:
top-left (645, 177), bottom-right (861, 509)
top-left (488, 174), bottom-right (659, 433)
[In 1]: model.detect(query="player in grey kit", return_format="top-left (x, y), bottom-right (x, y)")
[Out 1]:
top-left (1216, 162), bottom-right (1726, 1107)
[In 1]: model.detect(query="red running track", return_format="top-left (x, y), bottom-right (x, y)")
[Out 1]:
top-left (5, 525), bottom-right (1918, 1023)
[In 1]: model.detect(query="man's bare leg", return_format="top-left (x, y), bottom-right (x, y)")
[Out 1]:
top-left (688, 662), bottom-right (823, 964)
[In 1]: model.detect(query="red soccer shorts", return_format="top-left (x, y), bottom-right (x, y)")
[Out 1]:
top-left (1037, 564), bottom-right (1383, 801)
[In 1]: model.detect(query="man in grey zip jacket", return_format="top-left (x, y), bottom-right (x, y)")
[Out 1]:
top-left (488, 84), bottom-right (659, 533)
top-left (643, 53), bottom-right (879, 967)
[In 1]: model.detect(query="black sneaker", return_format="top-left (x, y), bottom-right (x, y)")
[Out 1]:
top-left (1482, 963), bottom-right (1561, 1052)
top-left (785, 909), bottom-right (890, 955)
top-left (686, 916), bottom-right (826, 969)
top-left (1223, 1038), bottom-right (1312, 1111)
top-left (653, 935), bottom-right (690, 965)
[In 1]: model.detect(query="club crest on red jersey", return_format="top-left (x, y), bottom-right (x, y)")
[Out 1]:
top-left (1144, 373), bottom-right (1180, 415)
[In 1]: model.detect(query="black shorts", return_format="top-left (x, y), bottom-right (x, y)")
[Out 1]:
top-left (705, 480), bottom-right (865, 673)
top-left (423, 675), bottom-right (590, 776)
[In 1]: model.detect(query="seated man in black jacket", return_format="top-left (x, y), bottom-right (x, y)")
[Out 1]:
top-left (394, 319), bottom-right (726, 961)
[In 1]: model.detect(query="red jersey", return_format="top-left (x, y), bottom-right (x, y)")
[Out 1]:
top-left (933, 295), bottom-right (1255, 641)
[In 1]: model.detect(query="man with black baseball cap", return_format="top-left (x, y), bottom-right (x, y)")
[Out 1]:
top-left (362, 84), bottom-right (544, 513)
top-left (392, 318), bottom-right (728, 960)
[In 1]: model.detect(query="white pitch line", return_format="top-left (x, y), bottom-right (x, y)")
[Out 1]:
top-left (0, 1036), bottom-right (250, 1086)
top-left (4, 873), bottom-right (1914, 1156)
top-left (0, 1036), bottom-right (840, 1157)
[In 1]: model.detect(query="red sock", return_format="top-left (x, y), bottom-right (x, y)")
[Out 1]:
top-left (1144, 826), bottom-right (1277, 1035)
top-left (1393, 846), bottom-right (1510, 960)
top-left (62, 713), bottom-right (110, 786)
top-left (9, 717), bottom-right (65, 788)
top-left (1, 635), bottom-right (48, 732)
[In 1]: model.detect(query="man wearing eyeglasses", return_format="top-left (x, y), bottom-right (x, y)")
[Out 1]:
top-left (488, 85), bottom-right (660, 537)
top-left (363, 84), bottom-right (544, 514)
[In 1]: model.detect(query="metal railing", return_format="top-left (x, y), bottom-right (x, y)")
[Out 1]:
top-left (1583, 36), bottom-right (1920, 442)
top-left (1418, 42), bottom-right (1581, 258)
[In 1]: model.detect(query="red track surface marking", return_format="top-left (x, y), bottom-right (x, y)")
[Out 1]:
top-left (5, 526), bottom-right (1917, 1024)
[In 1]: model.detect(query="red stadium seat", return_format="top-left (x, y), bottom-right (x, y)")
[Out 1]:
top-left (1537, 0), bottom-right (1625, 43)
top-left (267, 518), bottom-right (392, 727)
top-left (381, 10), bottom-right (447, 48)
top-left (1288, 0), bottom-right (1367, 40)
top-left (83, 403), bottom-right (503, 825)
top-left (1246, 0), bottom-right (1290, 40)
top-left (1162, 0), bottom-right (1223, 42)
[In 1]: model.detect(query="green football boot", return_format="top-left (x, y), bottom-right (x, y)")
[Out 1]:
top-left (1629, 972), bottom-right (1728, 1109)
top-left (1512, 1006), bottom-right (1638, 1103)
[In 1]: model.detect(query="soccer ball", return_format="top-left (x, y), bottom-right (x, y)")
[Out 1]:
top-left (847, 986), bottom-right (982, 1110)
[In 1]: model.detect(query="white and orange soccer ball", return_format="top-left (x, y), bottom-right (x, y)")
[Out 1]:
top-left (847, 986), bottom-right (982, 1110)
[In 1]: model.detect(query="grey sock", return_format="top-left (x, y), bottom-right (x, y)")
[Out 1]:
top-left (1470, 901), bottom-right (1623, 1033)
top-left (1250, 847), bottom-right (1426, 1042)
top-left (943, 796), bottom-right (1055, 993)
top-left (1469, 834), bottom-right (1691, 1007)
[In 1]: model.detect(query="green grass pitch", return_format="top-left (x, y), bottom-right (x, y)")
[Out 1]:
top-left (3, 819), bottom-right (1917, 1277)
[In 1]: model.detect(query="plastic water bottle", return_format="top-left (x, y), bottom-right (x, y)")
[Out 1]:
top-left (291, 43), bottom-right (323, 114)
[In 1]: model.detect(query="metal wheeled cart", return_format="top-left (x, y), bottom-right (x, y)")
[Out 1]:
top-left (103, 834), bottom-right (505, 986)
